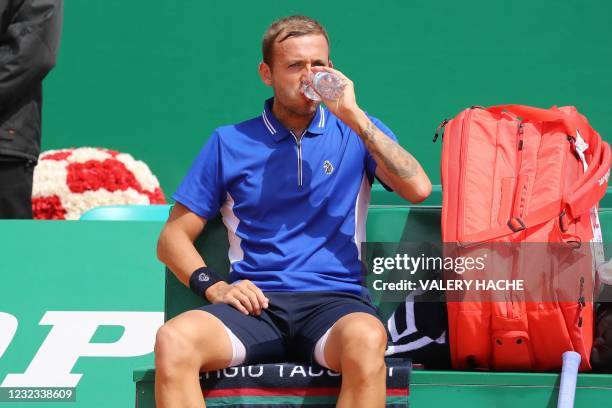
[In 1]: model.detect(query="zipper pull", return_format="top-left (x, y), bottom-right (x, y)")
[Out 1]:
top-left (577, 276), bottom-right (585, 327)
top-left (433, 119), bottom-right (449, 143)
top-left (517, 122), bottom-right (524, 150)
top-left (578, 277), bottom-right (585, 307)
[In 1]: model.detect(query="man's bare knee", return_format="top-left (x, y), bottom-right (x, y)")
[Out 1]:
top-left (343, 322), bottom-right (387, 355)
top-left (324, 313), bottom-right (387, 374)
top-left (155, 310), bottom-right (233, 374)
top-left (337, 317), bottom-right (387, 381)
top-left (155, 323), bottom-right (199, 374)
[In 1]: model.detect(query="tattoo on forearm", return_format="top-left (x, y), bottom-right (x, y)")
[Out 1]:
top-left (360, 121), bottom-right (419, 179)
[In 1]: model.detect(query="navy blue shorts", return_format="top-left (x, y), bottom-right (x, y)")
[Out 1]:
top-left (198, 291), bottom-right (379, 365)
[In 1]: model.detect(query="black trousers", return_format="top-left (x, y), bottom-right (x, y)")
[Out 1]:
top-left (0, 159), bottom-right (34, 219)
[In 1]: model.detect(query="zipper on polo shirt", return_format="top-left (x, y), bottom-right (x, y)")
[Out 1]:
top-left (290, 130), bottom-right (305, 187)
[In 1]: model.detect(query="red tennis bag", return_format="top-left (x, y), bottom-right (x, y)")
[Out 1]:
top-left (438, 105), bottom-right (611, 371)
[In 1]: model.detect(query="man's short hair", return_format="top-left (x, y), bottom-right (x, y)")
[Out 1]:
top-left (262, 15), bottom-right (330, 66)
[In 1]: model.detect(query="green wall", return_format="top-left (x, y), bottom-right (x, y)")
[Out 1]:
top-left (42, 0), bottom-right (612, 199)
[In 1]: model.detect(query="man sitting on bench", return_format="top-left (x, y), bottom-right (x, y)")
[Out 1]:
top-left (154, 15), bottom-right (431, 408)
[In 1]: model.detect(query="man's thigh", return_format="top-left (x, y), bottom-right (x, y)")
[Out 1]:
top-left (290, 291), bottom-right (380, 366)
top-left (199, 303), bottom-right (287, 365)
top-left (160, 309), bottom-right (236, 371)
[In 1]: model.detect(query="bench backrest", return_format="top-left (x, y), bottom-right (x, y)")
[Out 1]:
top-left (165, 207), bottom-right (612, 321)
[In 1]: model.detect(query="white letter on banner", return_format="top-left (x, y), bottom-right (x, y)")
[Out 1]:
top-left (1, 311), bottom-right (163, 387)
top-left (0, 313), bottom-right (18, 360)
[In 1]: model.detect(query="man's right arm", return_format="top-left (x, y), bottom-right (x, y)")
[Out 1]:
top-left (157, 202), bottom-right (268, 315)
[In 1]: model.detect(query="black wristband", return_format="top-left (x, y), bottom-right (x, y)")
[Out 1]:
top-left (189, 266), bottom-right (223, 298)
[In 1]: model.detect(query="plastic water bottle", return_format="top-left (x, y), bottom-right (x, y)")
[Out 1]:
top-left (557, 351), bottom-right (581, 408)
top-left (302, 72), bottom-right (346, 101)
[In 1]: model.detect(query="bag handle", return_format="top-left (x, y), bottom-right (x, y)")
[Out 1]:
top-left (486, 105), bottom-right (583, 138)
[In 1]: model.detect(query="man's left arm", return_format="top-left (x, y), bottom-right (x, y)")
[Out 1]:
top-left (311, 66), bottom-right (432, 203)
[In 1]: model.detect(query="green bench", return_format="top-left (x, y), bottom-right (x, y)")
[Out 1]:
top-left (131, 205), bottom-right (612, 406)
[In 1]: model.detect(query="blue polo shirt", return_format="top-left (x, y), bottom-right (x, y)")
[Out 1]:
top-left (173, 98), bottom-right (398, 294)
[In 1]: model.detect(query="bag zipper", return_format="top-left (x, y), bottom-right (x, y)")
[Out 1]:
top-left (457, 108), bottom-right (477, 242)
top-left (508, 121), bottom-right (524, 319)
top-left (513, 121), bottom-right (525, 221)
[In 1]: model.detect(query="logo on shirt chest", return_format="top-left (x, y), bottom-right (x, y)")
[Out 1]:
top-left (323, 160), bottom-right (334, 175)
